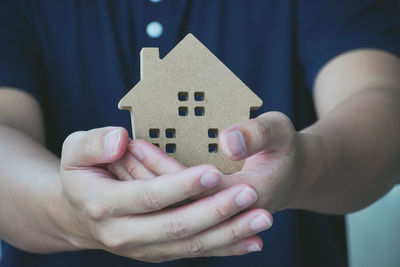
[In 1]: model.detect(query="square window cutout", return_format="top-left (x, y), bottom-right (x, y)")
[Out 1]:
top-left (194, 92), bottom-right (205, 101)
top-left (178, 106), bottom-right (188, 116)
top-left (178, 92), bottom-right (188, 101)
top-left (165, 128), bottom-right (176, 138)
top-left (152, 143), bottom-right (160, 148)
top-left (165, 143), bottom-right (176, 153)
top-left (194, 106), bottom-right (205, 116)
top-left (149, 128), bottom-right (160, 138)
top-left (208, 128), bottom-right (218, 138)
top-left (208, 143), bottom-right (218, 153)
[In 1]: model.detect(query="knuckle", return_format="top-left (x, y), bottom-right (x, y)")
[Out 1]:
top-left (271, 112), bottom-right (295, 132)
top-left (229, 225), bottom-right (242, 243)
top-left (258, 112), bottom-right (296, 148)
top-left (184, 237), bottom-right (205, 256)
top-left (87, 134), bottom-right (103, 156)
top-left (118, 173), bottom-right (131, 182)
top-left (126, 160), bottom-right (140, 177)
top-left (270, 111), bottom-right (290, 121)
top-left (252, 117), bottom-right (266, 134)
top-left (61, 131), bottom-right (85, 161)
top-left (282, 119), bottom-right (295, 134)
top-left (139, 186), bottom-right (162, 211)
top-left (84, 203), bottom-right (110, 221)
top-left (251, 118), bottom-right (269, 146)
top-left (164, 217), bottom-right (191, 239)
top-left (213, 196), bottom-right (233, 220)
top-left (112, 161), bottom-right (133, 181)
top-left (63, 131), bottom-right (84, 148)
top-left (97, 227), bottom-right (127, 251)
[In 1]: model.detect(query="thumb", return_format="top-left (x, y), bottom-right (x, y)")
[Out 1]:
top-left (219, 112), bottom-right (295, 160)
top-left (61, 127), bottom-right (129, 168)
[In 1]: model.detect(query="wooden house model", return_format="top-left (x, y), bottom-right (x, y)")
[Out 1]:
top-left (119, 34), bottom-right (262, 173)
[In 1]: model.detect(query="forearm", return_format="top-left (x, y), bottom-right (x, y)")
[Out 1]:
top-left (292, 87), bottom-right (400, 214)
top-left (0, 125), bottom-right (75, 253)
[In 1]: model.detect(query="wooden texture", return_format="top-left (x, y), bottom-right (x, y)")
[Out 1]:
top-left (119, 34), bottom-right (262, 173)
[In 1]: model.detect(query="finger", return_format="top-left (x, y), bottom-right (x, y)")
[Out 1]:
top-left (219, 111), bottom-right (296, 160)
top-left (86, 165), bottom-right (223, 218)
top-left (129, 235), bottom-right (264, 262)
top-left (205, 235), bottom-right (263, 257)
top-left (110, 149), bottom-right (156, 180)
top-left (159, 209), bottom-right (272, 258)
top-left (61, 127), bottom-right (129, 168)
top-left (128, 140), bottom-right (186, 175)
top-left (127, 209), bottom-right (270, 261)
top-left (110, 185), bottom-right (258, 245)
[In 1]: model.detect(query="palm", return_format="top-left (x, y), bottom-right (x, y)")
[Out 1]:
top-left (224, 145), bottom-right (295, 213)
top-left (112, 113), bottom-right (302, 214)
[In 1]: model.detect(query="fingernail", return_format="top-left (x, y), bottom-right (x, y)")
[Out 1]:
top-left (104, 129), bottom-right (121, 155)
top-left (235, 187), bottom-right (257, 207)
top-left (130, 144), bottom-right (144, 161)
top-left (247, 243), bottom-right (262, 252)
top-left (200, 169), bottom-right (222, 188)
top-left (250, 214), bottom-right (272, 232)
top-left (225, 129), bottom-right (246, 157)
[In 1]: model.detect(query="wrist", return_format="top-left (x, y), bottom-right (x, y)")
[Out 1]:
top-left (42, 168), bottom-right (82, 252)
top-left (286, 129), bottom-right (327, 210)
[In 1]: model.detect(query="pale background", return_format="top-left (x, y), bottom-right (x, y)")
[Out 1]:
top-left (347, 184), bottom-right (400, 267)
top-left (0, 185), bottom-right (399, 265)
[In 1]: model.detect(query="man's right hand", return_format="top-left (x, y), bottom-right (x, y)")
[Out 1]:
top-left (58, 127), bottom-right (272, 263)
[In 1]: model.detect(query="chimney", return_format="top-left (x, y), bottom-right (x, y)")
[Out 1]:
top-left (140, 48), bottom-right (160, 80)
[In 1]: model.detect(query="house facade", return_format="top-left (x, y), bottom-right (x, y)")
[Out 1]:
top-left (119, 34), bottom-right (262, 173)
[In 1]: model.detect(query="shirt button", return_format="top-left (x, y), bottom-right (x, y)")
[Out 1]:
top-left (149, 0), bottom-right (162, 2)
top-left (146, 21), bottom-right (163, 38)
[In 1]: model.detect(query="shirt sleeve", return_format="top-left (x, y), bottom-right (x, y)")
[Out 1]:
top-left (0, 0), bottom-right (43, 102)
top-left (297, 0), bottom-right (400, 88)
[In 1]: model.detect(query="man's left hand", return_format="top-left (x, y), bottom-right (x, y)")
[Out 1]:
top-left (111, 111), bottom-right (314, 214)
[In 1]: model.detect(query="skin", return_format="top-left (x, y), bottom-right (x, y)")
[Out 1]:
top-left (0, 49), bottom-right (400, 262)
top-left (114, 49), bottom-right (400, 215)
top-left (0, 95), bottom-right (271, 261)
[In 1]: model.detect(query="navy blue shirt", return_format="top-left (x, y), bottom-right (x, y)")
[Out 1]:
top-left (1, 0), bottom-right (399, 266)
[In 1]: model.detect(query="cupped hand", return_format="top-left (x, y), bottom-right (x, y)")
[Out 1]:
top-left (57, 127), bottom-right (272, 263)
top-left (113, 111), bottom-right (310, 214)
top-left (218, 111), bottom-right (309, 213)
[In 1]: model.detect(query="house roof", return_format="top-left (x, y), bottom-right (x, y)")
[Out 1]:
top-left (119, 33), bottom-right (262, 110)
